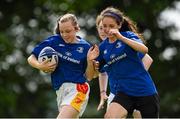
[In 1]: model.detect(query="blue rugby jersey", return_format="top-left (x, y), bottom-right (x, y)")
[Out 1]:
top-left (97, 31), bottom-right (157, 96)
top-left (32, 34), bottom-right (91, 90)
top-left (100, 49), bottom-right (145, 95)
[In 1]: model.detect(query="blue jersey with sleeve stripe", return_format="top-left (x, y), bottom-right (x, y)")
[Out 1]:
top-left (31, 34), bottom-right (91, 90)
top-left (97, 31), bottom-right (157, 96)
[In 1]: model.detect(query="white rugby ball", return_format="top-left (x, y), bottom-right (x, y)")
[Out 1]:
top-left (38, 46), bottom-right (58, 72)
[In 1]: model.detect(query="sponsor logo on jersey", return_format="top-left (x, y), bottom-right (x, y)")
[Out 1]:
top-left (57, 52), bottom-right (80, 64)
top-left (65, 51), bottom-right (72, 56)
top-left (116, 42), bottom-right (122, 48)
top-left (110, 54), bottom-right (116, 59)
top-left (76, 47), bottom-right (84, 53)
top-left (104, 53), bottom-right (127, 68)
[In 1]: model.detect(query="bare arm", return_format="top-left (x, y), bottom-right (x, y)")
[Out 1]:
top-left (85, 45), bottom-right (99, 81)
top-left (92, 60), bottom-right (109, 110)
top-left (99, 72), bottom-right (108, 94)
top-left (110, 29), bottom-right (148, 54)
top-left (97, 72), bottom-right (108, 111)
top-left (142, 54), bottom-right (153, 71)
top-left (27, 55), bottom-right (41, 69)
top-left (120, 36), bottom-right (148, 54)
top-left (85, 59), bottom-right (95, 81)
top-left (27, 54), bottom-right (56, 72)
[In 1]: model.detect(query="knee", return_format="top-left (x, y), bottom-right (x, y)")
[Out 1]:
top-left (104, 112), bottom-right (110, 118)
top-left (104, 111), bottom-right (127, 118)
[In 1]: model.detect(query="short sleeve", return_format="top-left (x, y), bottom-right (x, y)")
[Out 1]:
top-left (31, 39), bottom-right (51, 59)
top-left (96, 44), bottom-right (106, 73)
top-left (126, 31), bottom-right (143, 44)
top-left (138, 52), bottom-right (145, 59)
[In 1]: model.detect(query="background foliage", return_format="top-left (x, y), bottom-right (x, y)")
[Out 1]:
top-left (0, 0), bottom-right (180, 118)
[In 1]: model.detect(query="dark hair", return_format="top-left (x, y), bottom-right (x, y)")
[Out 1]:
top-left (54, 13), bottom-right (80, 34)
top-left (100, 7), bottom-right (145, 43)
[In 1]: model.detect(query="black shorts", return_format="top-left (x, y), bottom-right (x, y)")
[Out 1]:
top-left (112, 92), bottom-right (160, 118)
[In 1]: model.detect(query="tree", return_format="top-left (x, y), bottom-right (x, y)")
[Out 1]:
top-left (0, 0), bottom-right (179, 117)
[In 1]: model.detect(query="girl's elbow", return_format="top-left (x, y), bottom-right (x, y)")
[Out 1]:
top-left (27, 56), bottom-right (31, 64)
top-left (143, 47), bottom-right (148, 54)
top-left (27, 55), bottom-right (35, 65)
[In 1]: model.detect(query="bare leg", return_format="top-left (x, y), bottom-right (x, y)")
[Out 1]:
top-left (57, 105), bottom-right (79, 118)
top-left (133, 109), bottom-right (142, 119)
top-left (104, 102), bottom-right (128, 118)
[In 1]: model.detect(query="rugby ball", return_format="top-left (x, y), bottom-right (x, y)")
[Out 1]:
top-left (38, 46), bottom-right (58, 72)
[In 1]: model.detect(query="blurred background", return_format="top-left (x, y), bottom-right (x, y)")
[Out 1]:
top-left (0, 0), bottom-right (180, 118)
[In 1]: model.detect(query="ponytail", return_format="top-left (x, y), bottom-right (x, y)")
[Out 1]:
top-left (121, 16), bottom-right (145, 44)
top-left (54, 16), bottom-right (61, 34)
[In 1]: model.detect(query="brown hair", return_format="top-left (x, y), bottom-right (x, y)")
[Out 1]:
top-left (100, 7), bottom-right (145, 43)
top-left (54, 13), bottom-right (80, 34)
